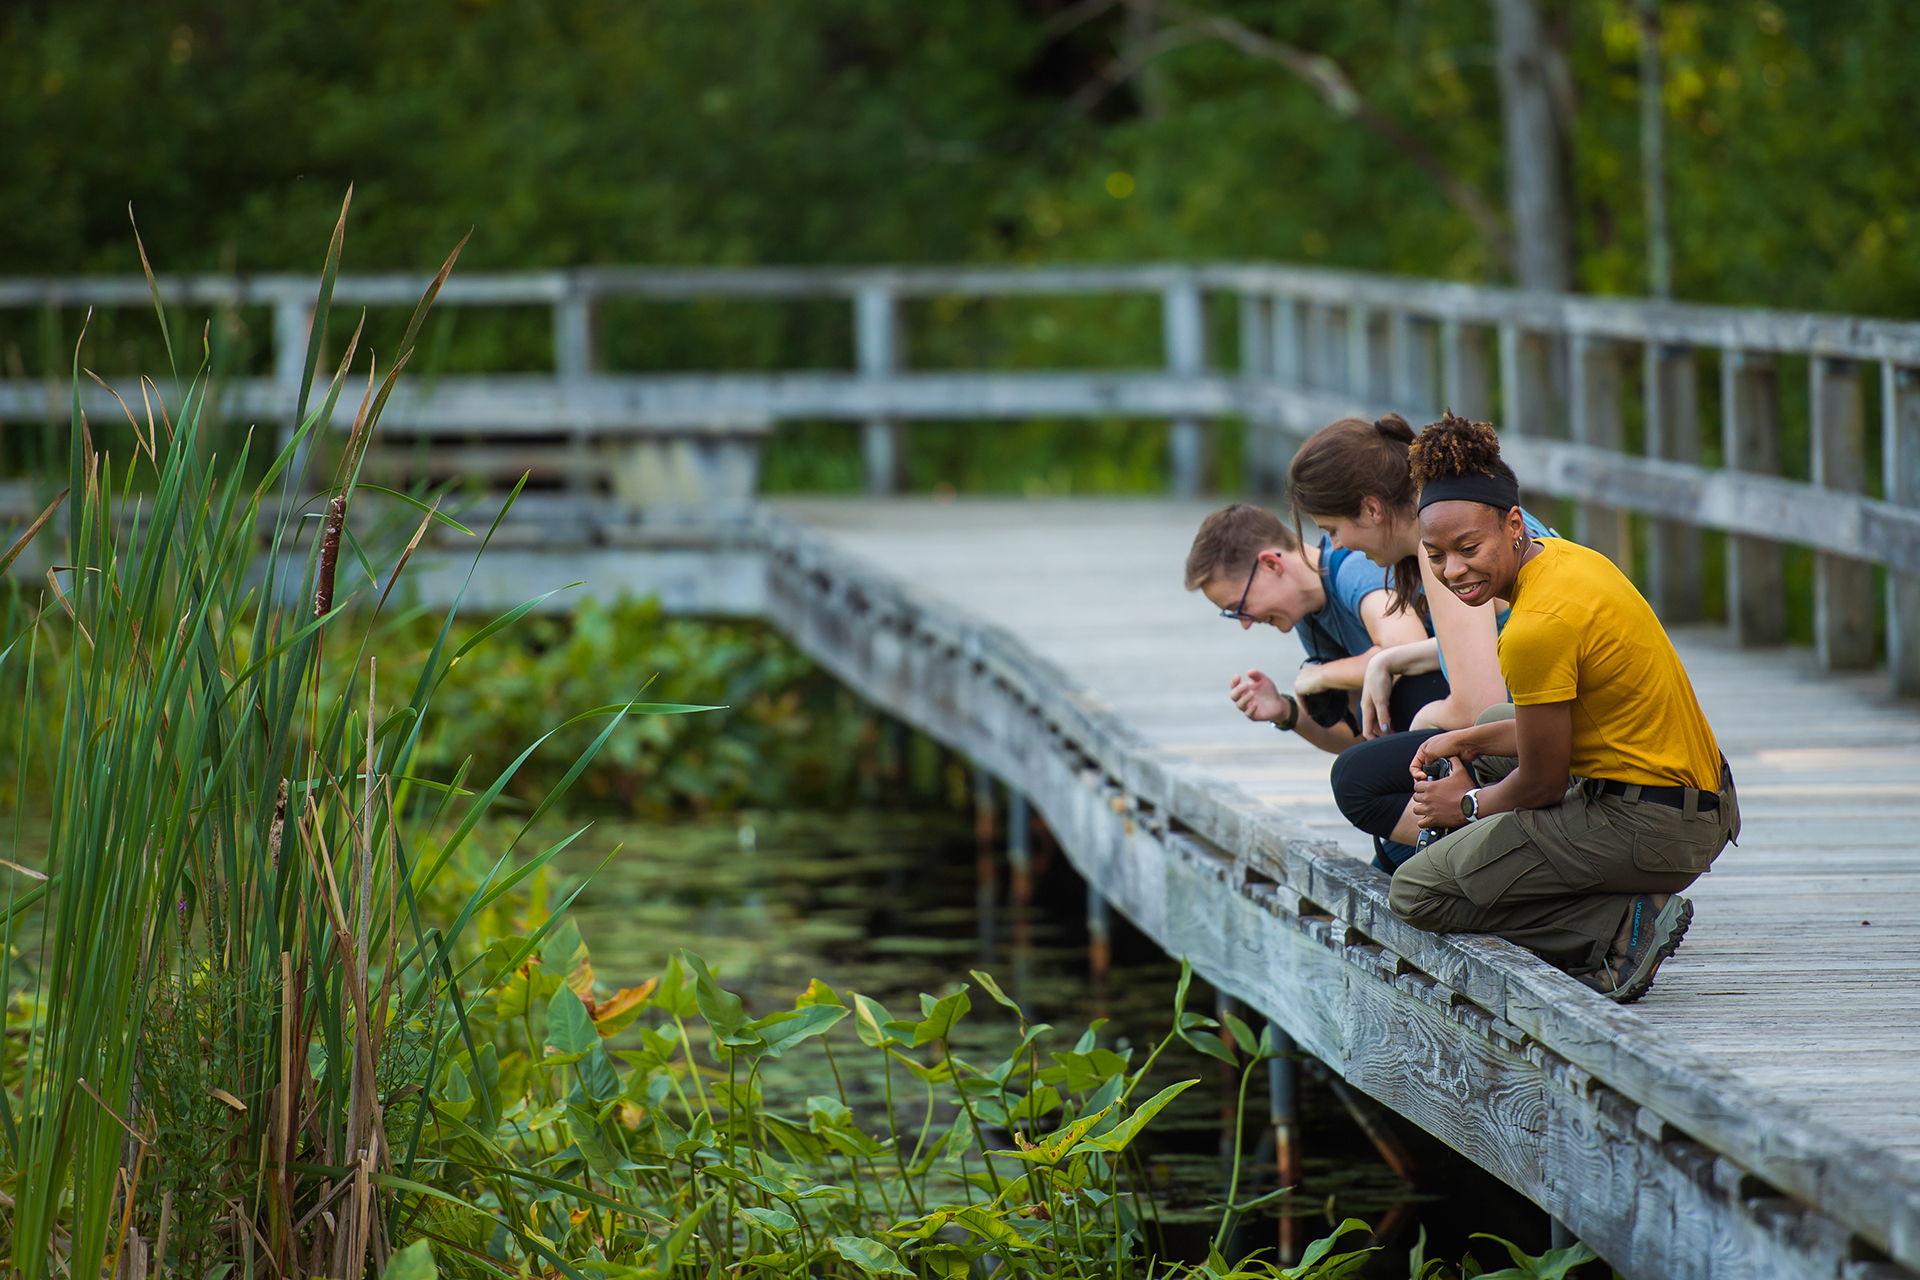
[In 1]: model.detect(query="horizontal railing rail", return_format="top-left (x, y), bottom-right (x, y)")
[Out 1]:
top-left (4, 260), bottom-right (1918, 690)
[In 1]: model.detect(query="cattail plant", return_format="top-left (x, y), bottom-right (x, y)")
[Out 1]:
top-left (0, 196), bottom-right (705, 1280)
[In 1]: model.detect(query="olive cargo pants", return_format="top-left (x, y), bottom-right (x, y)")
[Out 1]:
top-left (1387, 750), bottom-right (1740, 974)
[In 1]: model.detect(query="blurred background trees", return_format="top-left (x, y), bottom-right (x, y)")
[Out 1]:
top-left (3, 0), bottom-right (1917, 496)
top-left (5, 0), bottom-right (1915, 311)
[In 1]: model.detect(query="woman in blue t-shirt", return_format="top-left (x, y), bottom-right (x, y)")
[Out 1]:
top-left (1184, 502), bottom-right (1431, 756)
top-left (1287, 413), bottom-right (1561, 871)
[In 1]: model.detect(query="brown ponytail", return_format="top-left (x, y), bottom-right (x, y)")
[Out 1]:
top-left (1287, 413), bottom-right (1426, 620)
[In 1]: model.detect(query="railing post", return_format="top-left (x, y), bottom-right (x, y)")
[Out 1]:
top-left (1241, 292), bottom-right (1288, 498)
top-left (1390, 313), bottom-right (1435, 418)
top-left (1722, 349), bottom-right (1787, 646)
top-left (553, 285), bottom-right (598, 380)
top-left (1164, 272), bottom-right (1209, 498)
top-left (1303, 303), bottom-right (1333, 392)
top-left (1811, 356), bottom-right (1875, 670)
top-left (1442, 320), bottom-right (1493, 421)
top-left (1644, 344), bottom-right (1703, 620)
top-left (1501, 323), bottom-right (1560, 438)
top-left (856, 285), bottom-right (902, 495)
top-left (273, 297), bottom-right (315, 479)
top-left (1569, 335), bottom-right (1629, 569)
top-left (1346, 306), bottom-right (1371, 401)
top-left (554, 282), bottom-right (600, 493)
top-left (1886, 363), bottom-right (1920, 696)
top-left (1271, 296), bottom-right (1301, 388)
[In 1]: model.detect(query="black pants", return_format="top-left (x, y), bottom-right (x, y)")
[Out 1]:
top-left (1330, 728), bottom-right (1444, 874)
top-left (1323, 670), bottom-right (1451, 737)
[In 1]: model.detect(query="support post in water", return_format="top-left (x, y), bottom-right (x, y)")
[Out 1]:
top-left (1269, 1027), bottom-right (1301, 1265)
top-left (1086, 882), bottom-right (1110, 1014)
top-left (973, 767), bottom-right (997, 964)
top-left (1007, 789), bottom-right (1032, 1003)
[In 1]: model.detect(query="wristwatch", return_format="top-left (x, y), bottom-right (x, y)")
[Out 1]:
top-left (1273, 692), bottom-right (1299, 732)
top-left (1460, 789), bottom-right (1482, 822)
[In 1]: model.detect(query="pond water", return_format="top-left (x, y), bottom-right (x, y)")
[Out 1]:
top-left (551, 804), bottom-right (1559, 1275)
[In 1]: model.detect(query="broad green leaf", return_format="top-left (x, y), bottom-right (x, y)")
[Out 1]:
top-left (968, 969), bottom-right (1020, 1012)
top-left (1181, 1026), bottom-right (1238, 1066)
top-left (912, 987), bottom-right (971, 1046)
top-left (434, 1060), bottom-right (475, 1124)
top-left (797, 978), bottom-right (842, 1008)
top-left (741, 1207), bottom-right (796, 1234)
top-left (681, 950), bottom-right (748, 1042)
top-left (385, 1240), bottom-right (437, 1280)
top-left (828, 1236), bottom-right (914, 1277)
top-left (917, 1244), bottom-right (971, 1279)
top-left (546, 985), bottom-right (599, 1058)
top-left (852, 993), bottom-right (901, 1048)
top-left (1223, 1011), bottom-right (1260, 1058)
top-left (1284, 1219), bottom-right (1375, 1280)
top-left (1073, 1078), bottom-right (1199, 1155)
top-left (952, 1206), bottom-right (1036, 1250)
top-left (748, 1003), bottom-right (849, 1058)
top-left (1469, 1234), bottom-right (1598, 1280)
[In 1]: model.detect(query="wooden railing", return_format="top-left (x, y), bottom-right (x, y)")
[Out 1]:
top-left (4, 262), bottom-right (1919, 690)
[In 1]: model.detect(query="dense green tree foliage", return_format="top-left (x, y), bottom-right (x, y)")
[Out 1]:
top-left (6, 0), bottom-right (1915, 312)
top-left (2, 1), bottom-right (1917, 499)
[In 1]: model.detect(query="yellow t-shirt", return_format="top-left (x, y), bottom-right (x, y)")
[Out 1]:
top-left (1497, 538), bottom-right (1721, 789)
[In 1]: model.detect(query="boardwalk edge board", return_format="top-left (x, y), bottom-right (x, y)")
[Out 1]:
top-left (758, 512), bottom-right (1918, 1280)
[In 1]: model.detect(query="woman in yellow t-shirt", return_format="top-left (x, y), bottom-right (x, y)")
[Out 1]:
top-left (1388, 414), bottom-right (1740, 1004)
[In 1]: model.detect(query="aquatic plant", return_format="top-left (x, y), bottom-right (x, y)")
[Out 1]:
top-left (0, 200), bottom-right (710, 1279)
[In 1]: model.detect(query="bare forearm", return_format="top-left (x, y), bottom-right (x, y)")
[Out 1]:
top-left (1311, 650), bottom-right (1375, 690)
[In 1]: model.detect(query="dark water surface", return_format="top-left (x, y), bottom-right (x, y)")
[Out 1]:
top-left (555, 808), bottom-right (1556, 1275)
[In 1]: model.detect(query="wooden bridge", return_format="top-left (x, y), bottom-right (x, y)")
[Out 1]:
top-left (7, 263), bottom-right (1920, 1278)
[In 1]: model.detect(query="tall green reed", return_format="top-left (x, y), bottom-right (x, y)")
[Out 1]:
top-left (0, 196), bottom-right (708, 1280)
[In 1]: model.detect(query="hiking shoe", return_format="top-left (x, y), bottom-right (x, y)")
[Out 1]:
top-left (1576, 894), bottom-right (1693, 1004)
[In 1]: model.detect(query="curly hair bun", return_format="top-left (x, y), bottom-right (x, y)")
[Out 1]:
top-left (1409, 410), bottom-right (1508, 487)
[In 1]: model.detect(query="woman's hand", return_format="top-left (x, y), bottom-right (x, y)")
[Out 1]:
top-left (1228, 669), bottom-right (1291, 724)
top-left (1360, 650), bottom-right (1397, 739)
top-left (1292, 661), bottom-right (1331, 696)
top-left (1411, 762), bottom-right (1474, 830)
top-left (1411, 728), bottom-right (1480, 776)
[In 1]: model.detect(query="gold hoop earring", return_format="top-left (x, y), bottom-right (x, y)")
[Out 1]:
top-left (1512, 537), bottom-right (1522, 550)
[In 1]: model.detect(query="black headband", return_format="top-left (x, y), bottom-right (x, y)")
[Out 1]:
top-left (1417, 470), bottom-right (1521, 514)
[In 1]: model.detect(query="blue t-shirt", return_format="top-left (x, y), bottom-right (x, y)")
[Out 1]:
top-left (1435, 508), bottom-right (1558, 681)
top-left (1295, 535), bottom-right (1389, 663)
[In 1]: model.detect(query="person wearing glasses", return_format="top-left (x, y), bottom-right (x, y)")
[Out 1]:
top-left (1185, 502), bottom-right (1440, 755)
top-left (1391, 413), bottom-right (1738, 1003)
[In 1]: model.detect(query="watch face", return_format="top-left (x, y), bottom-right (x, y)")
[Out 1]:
top-left (1459, 791), bottom-right (1475, 821)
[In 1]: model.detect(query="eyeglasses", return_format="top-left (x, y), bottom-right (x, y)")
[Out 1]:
top-left (1219, 560), bottom-right (1260, 622)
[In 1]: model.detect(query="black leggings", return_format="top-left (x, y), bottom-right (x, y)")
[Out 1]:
top-left (1321, 669), bottom-right (1451, 737)
top-left (1330, 728), bottom-right (1444, 874)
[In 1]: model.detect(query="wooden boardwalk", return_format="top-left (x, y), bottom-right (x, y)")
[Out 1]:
top-left (766, 495), bottom-right (1920, 1279)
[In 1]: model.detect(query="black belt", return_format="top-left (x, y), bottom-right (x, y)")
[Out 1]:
top-left (1587, 771), bottom-right (1726, 813)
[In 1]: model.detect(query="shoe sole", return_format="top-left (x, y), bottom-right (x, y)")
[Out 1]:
top-left (1609, 895), bottom-right (1693, 1004)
